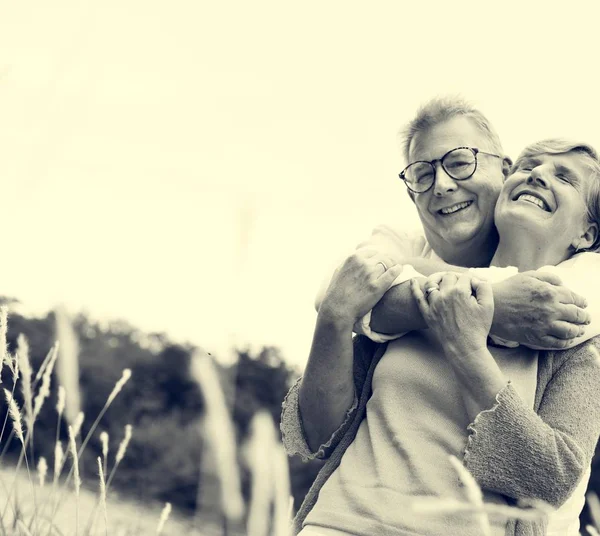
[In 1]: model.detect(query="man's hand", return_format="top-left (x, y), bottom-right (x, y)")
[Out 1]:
top-left (490, 271), bottom-right (590, 349)
top-left (320, 249), bottom-right (404, 325)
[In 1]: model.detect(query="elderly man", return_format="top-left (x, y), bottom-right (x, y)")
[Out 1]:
top-left (285, 97), bottom-right (600, 536)
top-left (318, 97), bottom-right (600, 351)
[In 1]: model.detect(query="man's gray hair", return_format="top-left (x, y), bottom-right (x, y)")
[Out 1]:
top-left (399, 96), bottom-right (504, 164)
top-left (513, 138), bottom-right (600, 251)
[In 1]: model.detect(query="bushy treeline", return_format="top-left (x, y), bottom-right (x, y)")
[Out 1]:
top-left (0, 304), bottom-right (322, 515)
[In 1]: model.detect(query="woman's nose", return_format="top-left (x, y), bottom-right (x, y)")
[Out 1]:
top-left (527, 168), bottom-right (548, 188)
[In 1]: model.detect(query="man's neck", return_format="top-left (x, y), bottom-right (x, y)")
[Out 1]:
top-left (436, 229), bottom-right (499, 268)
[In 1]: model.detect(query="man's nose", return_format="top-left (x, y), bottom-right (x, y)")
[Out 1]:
top-left (527, 168), bottom-right (549, 188)
top-left (432, 164), bottom-right (458, 196)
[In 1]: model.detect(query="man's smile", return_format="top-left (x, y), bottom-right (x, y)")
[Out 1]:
top-left (436, 200), bottom-right (473, 215)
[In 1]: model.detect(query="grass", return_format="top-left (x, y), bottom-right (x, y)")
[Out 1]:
top-left (0, 306), bottom-right (291, 536)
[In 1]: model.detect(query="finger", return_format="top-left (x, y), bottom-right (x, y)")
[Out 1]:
top-left (425, 272), bottom-right (446, 288)
top-left (559, 303), bottom-right (591, 325)
top-left (370, 255), bottom-right (397, 278)
top-left (438, 272), bottom-right (458, 293)
top-left (379, 264), bottom-right (404, 287)
top-left (470, 277), bottom-right (494, 309)
top-left (456, 272), bottom-right (474, 295)
top-left (555, 287), bottom-right (588, 309)
top-left (548, 321), bottom-right (586, 340)
top-left (528, 270), bottom-right (563, 287)
top-left (411, 279), bottom-right (431, 321)
top-left (538, 336), bottom-right (572, 350)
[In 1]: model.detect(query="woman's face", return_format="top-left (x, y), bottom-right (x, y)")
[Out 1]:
top-left (494, 151), bottom-right (596, 251)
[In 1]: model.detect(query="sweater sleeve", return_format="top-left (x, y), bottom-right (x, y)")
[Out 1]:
top-left (280, 376), bottom-right (358, 462)
top-left (279, 335), bottom-right (379, 462)
top-left (463, 340), bottom-right (600, 508)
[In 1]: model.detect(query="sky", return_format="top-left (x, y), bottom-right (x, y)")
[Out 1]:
top-left (1, 1), bottom-right (600, 368)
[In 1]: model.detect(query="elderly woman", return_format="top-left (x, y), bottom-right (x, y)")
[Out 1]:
top-left (281, 140), bottom-right (600, 536)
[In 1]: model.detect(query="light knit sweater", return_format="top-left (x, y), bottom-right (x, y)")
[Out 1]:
top-left (281, 335), bottom-right (600, 536)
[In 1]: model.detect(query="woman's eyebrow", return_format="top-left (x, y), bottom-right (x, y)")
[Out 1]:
top-left (555, 163), bottom-right (580, 181)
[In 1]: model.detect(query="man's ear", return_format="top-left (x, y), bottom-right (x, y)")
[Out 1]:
top-left (575, 221), bottom-right (599, 251)
top-left (501, 156), bottom-right (513, 181)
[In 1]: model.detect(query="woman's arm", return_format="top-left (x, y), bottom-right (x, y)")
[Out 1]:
top-left (411, 275), bottom-right (600, 507)
top-left (462, 340), bottom-right (600, 507)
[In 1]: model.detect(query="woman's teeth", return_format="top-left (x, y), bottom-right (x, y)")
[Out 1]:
top-left (516, 194), bottom-right (549, 211)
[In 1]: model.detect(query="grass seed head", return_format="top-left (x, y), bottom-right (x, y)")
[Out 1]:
top-left (3, 388), bottom-right (24, 444)
top-left (115, 424), bottom-right (132, 464)
top-left (100, 431), bottom-right (109, 460)
top-left (107, 369), bottom-right (132, 406)
top-left (33, 341), bottom-right (60, 418)
top-left (37, 456), bottom-right (48, 488)
top-left (16, 334), bottom-right (33, 426)
top-left (56, 385), bottom-right (66, 418)
top-left (156, 502), bottom-right (172, 535)
top-left (54, 440), bottom-right (64, 483)
top-left (72, 411), bottom-right (85, 437)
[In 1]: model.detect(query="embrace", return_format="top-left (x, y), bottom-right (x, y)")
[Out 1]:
top-left (281, 97), bottom-right (600, 536)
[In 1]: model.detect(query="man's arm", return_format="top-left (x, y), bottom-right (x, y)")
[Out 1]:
top-left (370, 267), bottom-right (589, 350)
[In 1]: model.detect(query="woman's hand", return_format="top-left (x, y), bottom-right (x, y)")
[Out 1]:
top-left (320, 249), bottom-right (404, 325)
top-left (411, 272), bottom-right (494, 355)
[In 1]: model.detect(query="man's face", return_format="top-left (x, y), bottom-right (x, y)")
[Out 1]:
top-left (408, 116), bottom-right (506, 258)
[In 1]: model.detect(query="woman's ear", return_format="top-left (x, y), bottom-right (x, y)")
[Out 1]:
top-left (502, 156), bottom-right (513, 181)
top-left (574, 221), bottom-right (599, 251)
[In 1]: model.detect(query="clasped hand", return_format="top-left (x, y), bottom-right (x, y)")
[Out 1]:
top-left (411, 272), bottom-right (494, 354)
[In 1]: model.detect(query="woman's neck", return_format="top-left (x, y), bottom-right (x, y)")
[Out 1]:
top-left (491, 233), bottom-right (569, 271)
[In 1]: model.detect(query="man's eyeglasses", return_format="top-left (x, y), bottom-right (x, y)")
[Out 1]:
top-left (399, 147), bottom-right (501, 194)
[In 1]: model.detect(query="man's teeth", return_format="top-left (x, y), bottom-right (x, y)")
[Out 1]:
top-left (517, 194), bottom-right (548, 211)
top-left (440, 201), bottom-right (472, 215)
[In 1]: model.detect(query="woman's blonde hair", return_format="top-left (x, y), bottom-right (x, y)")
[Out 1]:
top-left (513, 138), bottom-right (600, 252)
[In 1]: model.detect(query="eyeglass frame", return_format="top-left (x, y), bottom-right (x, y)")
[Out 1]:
top-left (398, 146), bottom-right (502, 194)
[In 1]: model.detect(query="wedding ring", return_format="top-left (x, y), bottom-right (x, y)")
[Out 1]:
top-left (377, 261), bottom-right (388, 272)
top-left (424, 285), bottom-right (440, 299)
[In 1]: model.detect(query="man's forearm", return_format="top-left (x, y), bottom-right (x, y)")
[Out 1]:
top-left (299, 309), bottom-right (356, 453)
top-left (370, 278), bottom-right (428, 335)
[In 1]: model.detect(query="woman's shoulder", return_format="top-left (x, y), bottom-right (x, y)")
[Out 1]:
top-left (546, 335), bottom-right (600, 374)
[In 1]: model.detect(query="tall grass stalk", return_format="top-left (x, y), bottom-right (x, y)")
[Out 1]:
top-left (97, 457), bottom-right (108, 536)
top-left (271, 441), bottom-right (292, 536)
top-left (99, 431), bottom-right (109, 478)
top-left (448, 455), bottom-right (491, 536)
top-left (156, 502), bottom-right (171, 535)
top-left (246, 412), bottom-right (274, 536)
top-left (588, 491), bottom-right (600, 532)
top-left (37, 457), bottom-right (48, 488)
top-left (68, 425), bottom-right (81, 536)
top-left (105, 424), bottom-right (131, 491)
top-left (50, 370), bottom-right (131, 526)
top-left (2, 388), bottom-right (39, 534)
top-left (54, 306), bottom-right (81, 427)
top-left (32, 342), bottom-right (59, 420)
top-left (190, 350), bottom-right (244, 526)
top-left (78, 369), bottom-right (131, 458)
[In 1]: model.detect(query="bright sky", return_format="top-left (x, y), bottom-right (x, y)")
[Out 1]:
top-left (1, 1), bottom-right (600, 368)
